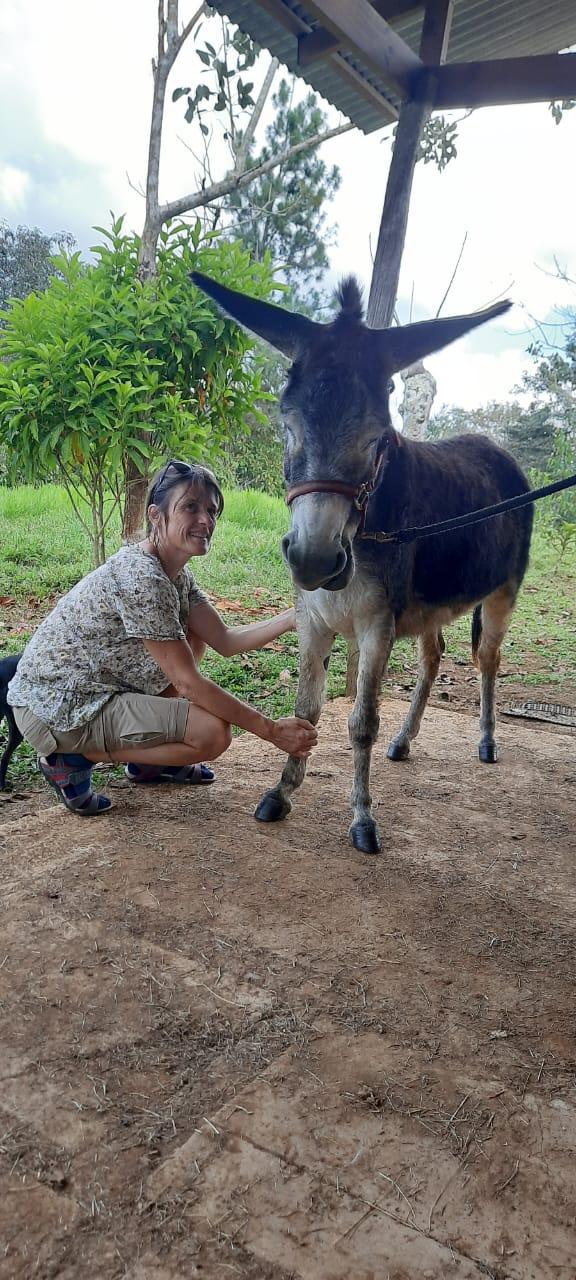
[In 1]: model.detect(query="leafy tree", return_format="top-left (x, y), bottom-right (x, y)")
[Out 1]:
top-left (224, 80), bottom-right (341, 311)
top-left (218, 411), bottom-right (284, 497)
top-left (428, 399), bottom-right (557, 472)
top-left (139, 6), bottom-right (353, 278)
top-left (520, 324), bottom-right (576, 444)
top-left (125, 2), bottom-right (354, 533)
top-left (427, 318), bottom-right (576, 547)
top-left (0, 219), bottom-right (275, 565)
top-left (519, 319), bottom-right (576, 540)
top-left (0, 221), bottom-right (76, 313)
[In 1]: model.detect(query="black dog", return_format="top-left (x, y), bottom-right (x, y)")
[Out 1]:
top-left (0, 655), bottom-right (23, 789)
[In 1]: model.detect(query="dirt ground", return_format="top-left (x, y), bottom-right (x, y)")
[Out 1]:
top-left (1, 694), bottom-right (575, 1280)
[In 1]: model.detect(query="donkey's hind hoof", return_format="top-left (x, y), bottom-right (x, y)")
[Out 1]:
top-left (478, 740), bottom-right (498, 764)
top-left (349, 821), bottom-right (381, 855)
top-left (255, 789), bottom-right (292, 823)
top-left (387, 737), bottom-right (410, 762)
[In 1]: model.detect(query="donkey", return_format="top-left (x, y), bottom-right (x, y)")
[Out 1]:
top-left (192, 271), bottom-right (533, 855)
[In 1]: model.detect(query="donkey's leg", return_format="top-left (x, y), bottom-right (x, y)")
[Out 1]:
top-left (348, 621), bottom-right (395, 855)
top-left (475, 585), bottom-right (516, 763)
top-left (387, 630), bottom-right (444, 762)
top-left (255, 623), bottom-right (334, 824)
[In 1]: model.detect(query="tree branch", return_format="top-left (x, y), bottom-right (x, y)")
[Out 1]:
top-left (166, 0), bottom-right (178, 50)
top-left (157, 0), bottom-right (166, 63)
top-left (57, 465), bottom-right (93, 535)
top-left (174, 1), bottom-right (207, 60)
top-left (435, 230), bottom-right (468, 318)
top-left (141, 0), bottom-right (208, 272)
top-left (235, 57), bottom-right (279, 172)
top-left (160, 119), bottom-right (354, 222)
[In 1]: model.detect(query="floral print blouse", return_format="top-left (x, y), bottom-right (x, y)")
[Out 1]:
top-left (8, 543), bottom-right (207, 729)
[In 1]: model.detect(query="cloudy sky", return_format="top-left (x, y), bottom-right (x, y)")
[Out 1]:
top-left (2, 0), bottom-right (576, 411)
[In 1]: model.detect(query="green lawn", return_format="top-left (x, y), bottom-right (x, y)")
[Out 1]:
top-left (1, 484), bottom-right (574, 788)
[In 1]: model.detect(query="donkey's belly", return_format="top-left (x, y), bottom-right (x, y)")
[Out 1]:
top-left (395, 598), bottom-right (475, 638)
top-left (299, 578), bottom-right (387, 639)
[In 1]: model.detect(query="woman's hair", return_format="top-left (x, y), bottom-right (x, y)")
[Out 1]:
top-left (145, 459), bottom-right (224, 532)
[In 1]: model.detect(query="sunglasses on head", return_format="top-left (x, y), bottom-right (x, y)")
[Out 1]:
top-left (149, 460), bottom-right (195, 500)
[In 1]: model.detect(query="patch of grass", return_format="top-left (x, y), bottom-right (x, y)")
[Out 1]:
top-left (0, 485), bottom-right (99, 596)
top-left (435, 525), bottom-right (576, 683)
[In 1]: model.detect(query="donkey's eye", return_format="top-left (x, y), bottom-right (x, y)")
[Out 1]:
top-left (388, 379), bottom-right (395, 395)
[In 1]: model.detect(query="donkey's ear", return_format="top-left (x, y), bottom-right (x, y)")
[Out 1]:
top-left (380, 300), bottom-right (512, 374)
top-left (191, 271), bottom-right (318, 360)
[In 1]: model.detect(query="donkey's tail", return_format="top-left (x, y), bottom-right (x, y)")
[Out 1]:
top-left (471, 604), bottom-right (482, 664)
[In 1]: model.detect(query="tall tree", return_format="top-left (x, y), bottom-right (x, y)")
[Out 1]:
top-left (224, 80), bottom-right (341, 311)
top-left (520, 320), bottom-right (576, 444)
top-left (124, 1), bottom-right (353, 534)
top-left (519, 317), bottom-right (576, 528)
top-left (428, 399), bottom-right (557, 472)
top-left (0, 222), bottom-right (75, 313)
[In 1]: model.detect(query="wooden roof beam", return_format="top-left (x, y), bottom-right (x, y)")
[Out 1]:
top-left (303, 0), bottom-right (423, 97)
top-left (419, 0), bottom-right (454, 65)
top-left (254, 0), bottom-right (399, 123)
top-left (298, 28), bottom-right (341, 67)
top-left (371, 0), bottom-right (423, 19)
top-left (299, 0), bottom-right (424, 70)
top-left (434, 51), bottom-right (576, 109)
top-left (298, 1), bottom-right (424, 69)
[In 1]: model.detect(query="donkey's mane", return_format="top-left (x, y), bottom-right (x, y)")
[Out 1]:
top-left (335, 276), bottom-right (364, 322)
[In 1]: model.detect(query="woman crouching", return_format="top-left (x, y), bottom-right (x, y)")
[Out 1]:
top-left (8, 460), bottom-right (316, 815)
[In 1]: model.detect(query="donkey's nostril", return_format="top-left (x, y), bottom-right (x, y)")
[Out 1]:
top-left (282, 533), bottom-right (349, 589)
top-left (333, 546), bottom-right (347, 576)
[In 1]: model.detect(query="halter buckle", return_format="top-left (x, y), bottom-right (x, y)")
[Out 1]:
top-left (354, 482), bottom-right (372, 511)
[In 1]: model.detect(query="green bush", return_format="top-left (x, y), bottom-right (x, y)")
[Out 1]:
top-left (0, 218), bottom-right (276, 563)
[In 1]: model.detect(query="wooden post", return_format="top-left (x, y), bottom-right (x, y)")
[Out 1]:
top-left (366, 82), bottom-right (433, 327)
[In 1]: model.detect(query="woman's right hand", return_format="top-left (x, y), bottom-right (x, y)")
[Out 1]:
top-left (270, 716), bottom-right (318, 758)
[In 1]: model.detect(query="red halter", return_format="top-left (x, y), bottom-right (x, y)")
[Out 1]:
top-left (286, 449), bottom-right (387, 532)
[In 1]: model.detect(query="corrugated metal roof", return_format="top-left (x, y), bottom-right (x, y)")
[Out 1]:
top-left (206, 0), bottom-right (576, 132)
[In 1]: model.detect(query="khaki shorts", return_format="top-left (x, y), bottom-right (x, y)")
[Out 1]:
top-left (13, 693), bottom-right (190, 762)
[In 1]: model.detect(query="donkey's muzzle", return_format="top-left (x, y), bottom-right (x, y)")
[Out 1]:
top-left (281, 532), bottom-right (352, 591)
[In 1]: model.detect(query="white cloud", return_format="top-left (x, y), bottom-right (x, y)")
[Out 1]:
top-left (425, 345), bottom-right (529, 412)
top-left (0, 164), bottom-right (30, 207)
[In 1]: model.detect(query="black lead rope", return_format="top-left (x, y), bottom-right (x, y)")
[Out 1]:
top-left (359, 472), bottom-right (576, 546)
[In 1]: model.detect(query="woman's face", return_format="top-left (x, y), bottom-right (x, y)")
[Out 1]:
top-left (156, 480), bottom-right (219, 558)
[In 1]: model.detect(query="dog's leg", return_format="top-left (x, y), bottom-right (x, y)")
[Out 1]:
top-left (0, 709), bottom-right (23, 790)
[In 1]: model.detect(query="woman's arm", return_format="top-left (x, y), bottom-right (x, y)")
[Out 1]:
top-left (186, 600), bottom-right (295, 657)
top-left (144, 636), bottom-right (316, 757)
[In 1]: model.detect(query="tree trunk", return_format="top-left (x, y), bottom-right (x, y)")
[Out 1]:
top-left (138, 217), bottom-right (161, 283)
top-left (399, 360), bottom-right (437, 439)
top-left (123, 218), bottom-right (159, 540)
top-left (122, 461), bottom-right (150, 541)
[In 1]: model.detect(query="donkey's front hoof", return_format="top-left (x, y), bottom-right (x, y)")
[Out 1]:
top-left (349, 820), bottom-right (381, 855)
top-left (387, 736), bottom-right (410, 762)
top-left (255, 789), bottom-right (292, 823)
top-left (478, 739), bottom-right (498, 764)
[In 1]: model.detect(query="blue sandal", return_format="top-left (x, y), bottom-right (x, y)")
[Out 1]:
top-left (39, 754), bottom-right (112, 816)
top-left (125, 762), bottom-right (215, 785)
